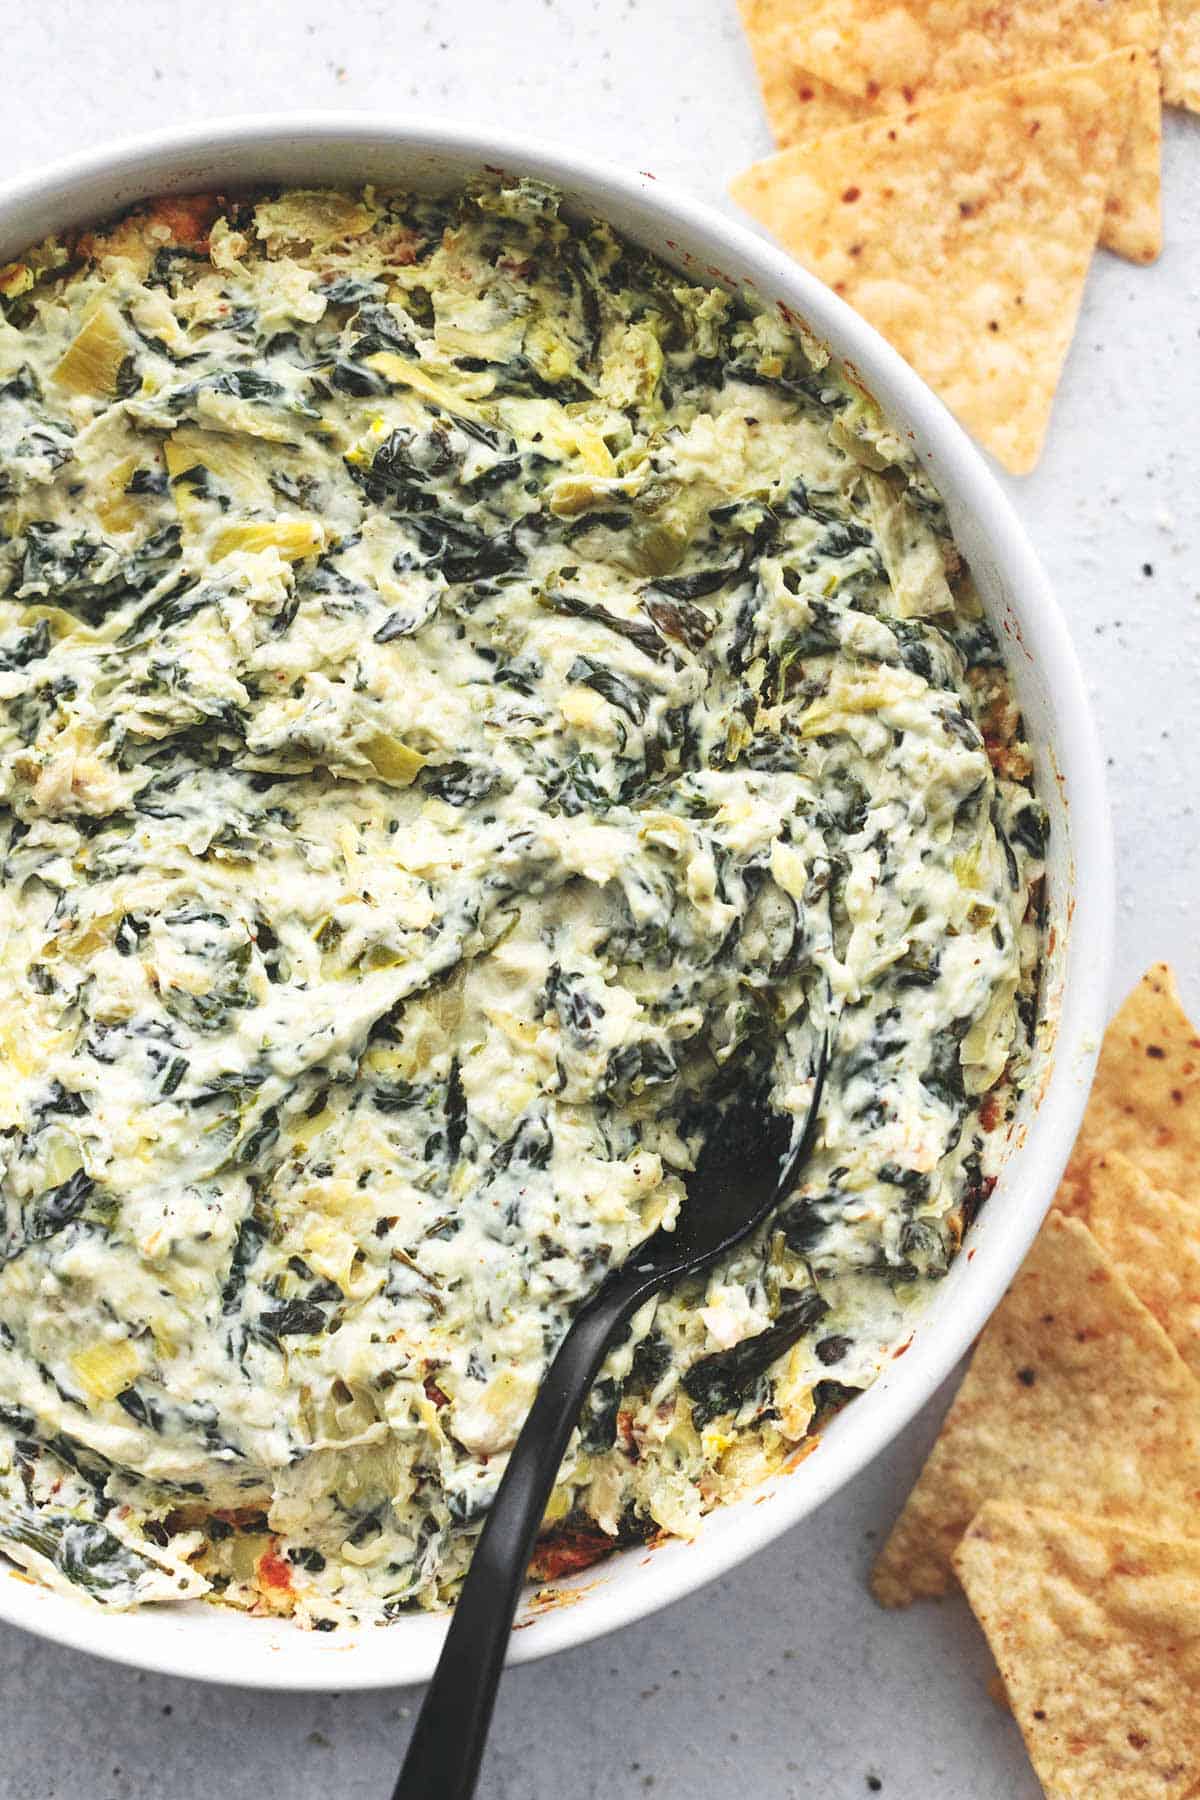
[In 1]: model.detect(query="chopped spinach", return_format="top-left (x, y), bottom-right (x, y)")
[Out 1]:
top-left (683, 1290), bottom-right (830, 1427)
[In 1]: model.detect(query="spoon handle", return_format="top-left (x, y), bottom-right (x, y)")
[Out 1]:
top-left (393, 1265), bottom-right (650, 1800)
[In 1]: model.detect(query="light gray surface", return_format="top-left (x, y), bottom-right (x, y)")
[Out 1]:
top-left (1, 4), bottom-right (1197, 1796)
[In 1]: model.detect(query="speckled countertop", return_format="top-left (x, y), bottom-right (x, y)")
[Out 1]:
top-left (1, 5), bottom-right (1197, 1797)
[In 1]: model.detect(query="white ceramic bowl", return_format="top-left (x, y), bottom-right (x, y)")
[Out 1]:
top-left (0, 114), bottom-right (1113, 1690)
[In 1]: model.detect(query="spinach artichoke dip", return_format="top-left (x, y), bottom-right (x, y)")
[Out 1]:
top-left (0, 181), bottom-right (1045, 1627)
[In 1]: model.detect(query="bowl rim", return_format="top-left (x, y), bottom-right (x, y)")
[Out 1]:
top-left (0, 110), bottom-right (1114, 1690)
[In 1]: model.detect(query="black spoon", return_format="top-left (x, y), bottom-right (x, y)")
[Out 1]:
top-left (394, 1035), bottom-right (829, 1800)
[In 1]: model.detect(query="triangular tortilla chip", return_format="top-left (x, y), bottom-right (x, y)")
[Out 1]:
top-left (870, 1213), bottom-right (1200, 1607)
top-left (736, 0), bottom-right (1163, 263)
top-left (1058, 963), bottom-right (1200, 1214)
top-left (1066, 1151), bottom-right (1200, 1382)
top-left (731, 53), bottom-right (1137, 472)
top-left (956, 1503), bottom-right (1200, 1800)
top-left (1163, 0), bottom-right (1200, 111)
top-left (738, 1), bottom-right (896, 144)
top-left (760, 0), bottom-right (1160, 103)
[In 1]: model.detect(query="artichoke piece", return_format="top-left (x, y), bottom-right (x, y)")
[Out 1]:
top-left (52, 300), bottom-right (130, 398)
top-left (16, 602), bottom-right (99, 642)
top-left (70, 1338), bottom-right (141, 1402)
top-left (363, 351), bottom-right (492, 424)
top-left (362, 732), bottom-right (427, 786)
top-left (194, 389), bottom-right (301, 443)
top-left (620, 476), bottom-right (721, 579)
top-left (164, 426), bottom-right (273, 533)
top-left (863, 470), bottom-right (952, 620)
top-left (212, 516), bottom-right (325, 563)
top-left (547, 475), bottom-right (604, 518)
top-left (93, 453), bottom-right (143, 535)
top-left (524, 316), bottom-right (581, 386)
top-left (436, 319), bottom-right (524, 363)
top-left (557, 418), bottom-right (613, 476)
top-left (253, 188), bottom-right (377, 250)
top-left (39, 1138), bottom-right (85, 1188)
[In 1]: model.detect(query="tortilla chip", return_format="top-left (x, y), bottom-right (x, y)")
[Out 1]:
top-left (985, 1672), bottom-right (1011, 1712)
top-left (731, 53), bottom-right (1136, 473)
top-left (737, 1), bottom-right (888, 143)
top-left (1068, 1151), bottom-right (1200, 1382)
top-left (1058, 963), bottom-right (1200, 1214)
top-left (870, 1212), bottom-right (1200, 1607)
top-left (956, 1503), bottom-right (1200, 1799)
top-left (764, 0), bottom-right (1161, 102)
top-left (736, 0), bottom-right (1163, 262)
top-left (1163, 0), bottom-right (1200, 111)
top-left (1102, 47), bottom-right (1162, 266)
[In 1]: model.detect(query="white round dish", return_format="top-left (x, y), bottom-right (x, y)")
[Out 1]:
top-left (0, 114), bottom-right (1113, 1690)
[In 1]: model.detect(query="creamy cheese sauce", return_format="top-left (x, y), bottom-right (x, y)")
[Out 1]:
top-left (0, 182), bottom-right (1044, 1623)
